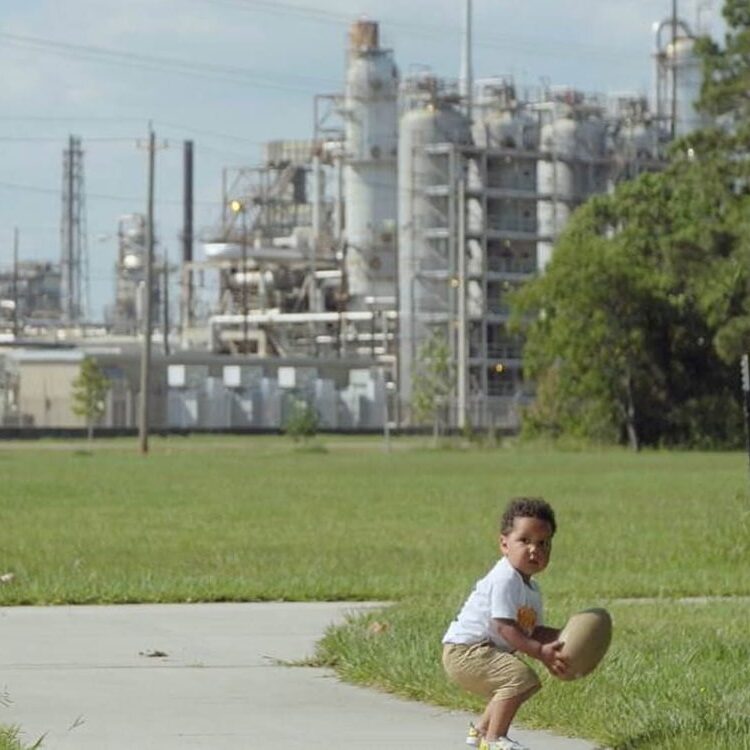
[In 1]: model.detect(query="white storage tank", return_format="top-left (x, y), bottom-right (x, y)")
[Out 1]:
top-left (474, 80), bottom-right (539, 264)
top-left (473, 80), bottom-right (539, 154)
top-left (620, 121), bottom-right (660, 176)
top-left (622, 120), bottom-right (659, 161)
top-left (611, 97), bottom-right (661, 178)
top-left (666, 35), bottom-right (708, 137)
top-left (536, 93), bottom-right (608, 271)
top-left (537, 106), bottom-right (577, 271)
top-left (576, 115), bottom-right (608, 196)
top-left (344, 20), bottom-right (399, 307)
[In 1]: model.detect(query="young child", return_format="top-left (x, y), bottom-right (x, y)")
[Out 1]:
top-left (442, 497), bottom-right (567, 750)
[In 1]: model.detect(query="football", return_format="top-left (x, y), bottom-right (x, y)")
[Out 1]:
top-left (557, 607), bottom-right (612, 680)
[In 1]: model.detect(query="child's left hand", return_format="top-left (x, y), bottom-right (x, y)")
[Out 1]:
top-left (539, 640), bottom-right (568, 677)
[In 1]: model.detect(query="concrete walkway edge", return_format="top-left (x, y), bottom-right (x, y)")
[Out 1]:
top-left (0, 603), bottom-right (603, 749)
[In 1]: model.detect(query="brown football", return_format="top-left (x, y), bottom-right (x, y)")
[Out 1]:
top-left (557, 608), bottom-right (612, 680)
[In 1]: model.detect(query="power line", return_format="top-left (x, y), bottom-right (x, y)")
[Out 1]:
top-left (0, 133), bottom-right (258, 168)
top-left (0, 116), bottom-right (146, 123)
top-left (194, 0), bottom-right (356, 25)
top-left (194, 0), bottom-right (638, 64)
top-left (0, 3), bottom-right (666, 102)
top-left (0, 120), bottom-right (264, 148)
top-left (0, 30), bottom-right (339, 92)
top-left (0, 136), bottom-right (138, 143)
top-left (0, 177), bottom-right (221, 207)
top-left (153, 120), bottom-right (264, 145)
top-left (0, 179), bottom-right (59, 197)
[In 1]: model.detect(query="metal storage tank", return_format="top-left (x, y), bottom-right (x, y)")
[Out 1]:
top-left (473, 81), bottom-right (539, 154)
top-left (576, 114), bottom-right (608, 197)
top-left (537, 106), bottom-right (577, 271)
top-left (618, 121), bottom-right (660, 172)
top-left (397, 77), bottom-right (472, 413)
top-left (475, 102), bottom-right (539, 232)
top-left (666, 35), bottom-right (708, 137)
top-left (621, 121), bottom-right (659, 160)
top-left (653, 19), bottom-right (709, 138)
top-left (474, 81), bottom-right (539, 266)
top-left (119, 214), bottom-right (146, 270)
top-left (610, 97), bottom-right (661, 180)
top-left (344, 20), bottom-right (399, 307)
top-left (536, 92), bottom-right (608, 271)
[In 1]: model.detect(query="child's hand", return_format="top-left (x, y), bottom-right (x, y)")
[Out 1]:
top-left (539, 640), bottom-right (568, 677)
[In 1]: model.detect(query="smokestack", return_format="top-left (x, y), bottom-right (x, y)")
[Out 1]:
top-left (349, 18), bottom-right (379, 54)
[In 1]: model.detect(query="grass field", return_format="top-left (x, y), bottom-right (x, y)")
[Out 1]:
top-left (0, 435), bottom-right (748, 749)
top-left (0, 726), bottom-right (40, 750)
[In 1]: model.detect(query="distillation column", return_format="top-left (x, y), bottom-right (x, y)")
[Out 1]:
top-left (653, 18), bottom-right (709, 138)
top-left (343, 20), bottom-right (399, 310)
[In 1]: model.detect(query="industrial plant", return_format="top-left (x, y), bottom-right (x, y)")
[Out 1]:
top-left (0, 7), bottom-right (711, 433)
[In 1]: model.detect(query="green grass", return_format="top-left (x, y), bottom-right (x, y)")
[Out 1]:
top-left (0, 725), bottom-right (42, 750)
top-left (1, 435), bottom-right (749, 749)
top-left (317, 598), bottom-right (750, 750)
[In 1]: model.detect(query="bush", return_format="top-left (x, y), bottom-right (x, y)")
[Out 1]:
top-left (283, 400), bottom-right (319, 442)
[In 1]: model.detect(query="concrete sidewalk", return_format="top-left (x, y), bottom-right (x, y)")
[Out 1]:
top-left (0, 603), bottom-right (601, 749)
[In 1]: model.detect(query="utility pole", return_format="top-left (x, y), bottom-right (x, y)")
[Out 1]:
top-left (139, 127), bottom-right (156, 455)
top-left (742, 354), bottom-right (750, 487)
top-left (461, 0), bottom-right (473, 125)
top-left (12, 227), bottom-right (19, 339)
top-left (241, 208), bottom-right (248, 354)
top-left (163, 249), bottom-right (170, 357)
top-left (182, 140), bottom-right (194, 331)
top-left (671, 0), bottom-right (678, 140)
top-left (456, 180), bottom-right (467, 430)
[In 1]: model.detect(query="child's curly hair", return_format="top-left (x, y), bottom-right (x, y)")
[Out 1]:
top-left (501, 497), bottom-right (556, 536)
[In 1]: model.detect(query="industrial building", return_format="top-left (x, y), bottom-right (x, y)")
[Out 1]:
top-left (0, 10), bottom-right (709, 433)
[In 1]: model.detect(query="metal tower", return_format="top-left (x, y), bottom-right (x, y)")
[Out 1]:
top-left (60, 135), bottom-right (89, 322)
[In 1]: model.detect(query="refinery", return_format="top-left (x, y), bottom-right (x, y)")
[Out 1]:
top-left (0, 7), bottom-right (710, 433)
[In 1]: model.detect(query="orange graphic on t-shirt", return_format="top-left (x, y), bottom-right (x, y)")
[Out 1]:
top-left (516, 606), bottom-right (537, 634)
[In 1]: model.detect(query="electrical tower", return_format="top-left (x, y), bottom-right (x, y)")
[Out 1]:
top-left (60, 135), bottom-right (89, 322)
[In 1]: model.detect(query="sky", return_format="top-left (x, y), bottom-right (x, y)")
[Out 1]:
top-left (0, 0), bottom-right (725, 321)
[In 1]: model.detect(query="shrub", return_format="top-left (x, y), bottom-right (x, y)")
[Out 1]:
top-left (283, 400), bottom-right (319, 442)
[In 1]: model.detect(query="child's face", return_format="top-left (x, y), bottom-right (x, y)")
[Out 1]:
top-left (500, 515), bottom-right (554, 581)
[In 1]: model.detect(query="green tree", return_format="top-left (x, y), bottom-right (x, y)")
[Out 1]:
top-left (71, 357), bottom-right (110, 441)
top-left (512, 137), bottom-right (750, 448)
top-left (697, 0), bottom-right (750, 124)
top-left (411, 330), bottom-right (456, 442)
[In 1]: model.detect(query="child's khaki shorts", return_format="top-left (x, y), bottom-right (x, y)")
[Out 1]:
top-left (442, 641), bottom-right (541, 701)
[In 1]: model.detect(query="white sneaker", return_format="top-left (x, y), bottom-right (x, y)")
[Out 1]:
top-left (466, 722), bottom-right (483, 746)
top-left (480, 737), bottom-right (530, 750)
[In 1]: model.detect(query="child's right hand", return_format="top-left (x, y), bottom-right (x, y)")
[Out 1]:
top-left (539, 640), bottom-right (568, 677)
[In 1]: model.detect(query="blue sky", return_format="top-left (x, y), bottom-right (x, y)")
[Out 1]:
top-left (0, 0), bottom-right (724, 320)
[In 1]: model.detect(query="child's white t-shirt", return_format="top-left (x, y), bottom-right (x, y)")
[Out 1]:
top-left (442, 556), bottom-right (543, 651)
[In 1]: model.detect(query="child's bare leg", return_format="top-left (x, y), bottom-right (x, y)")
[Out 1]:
top-left (476, 702), bottom-right (492, 735)
top-left (475, 696), bottom-right (516, 735)
top-left (479, 686), bottom-right (539, 740)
